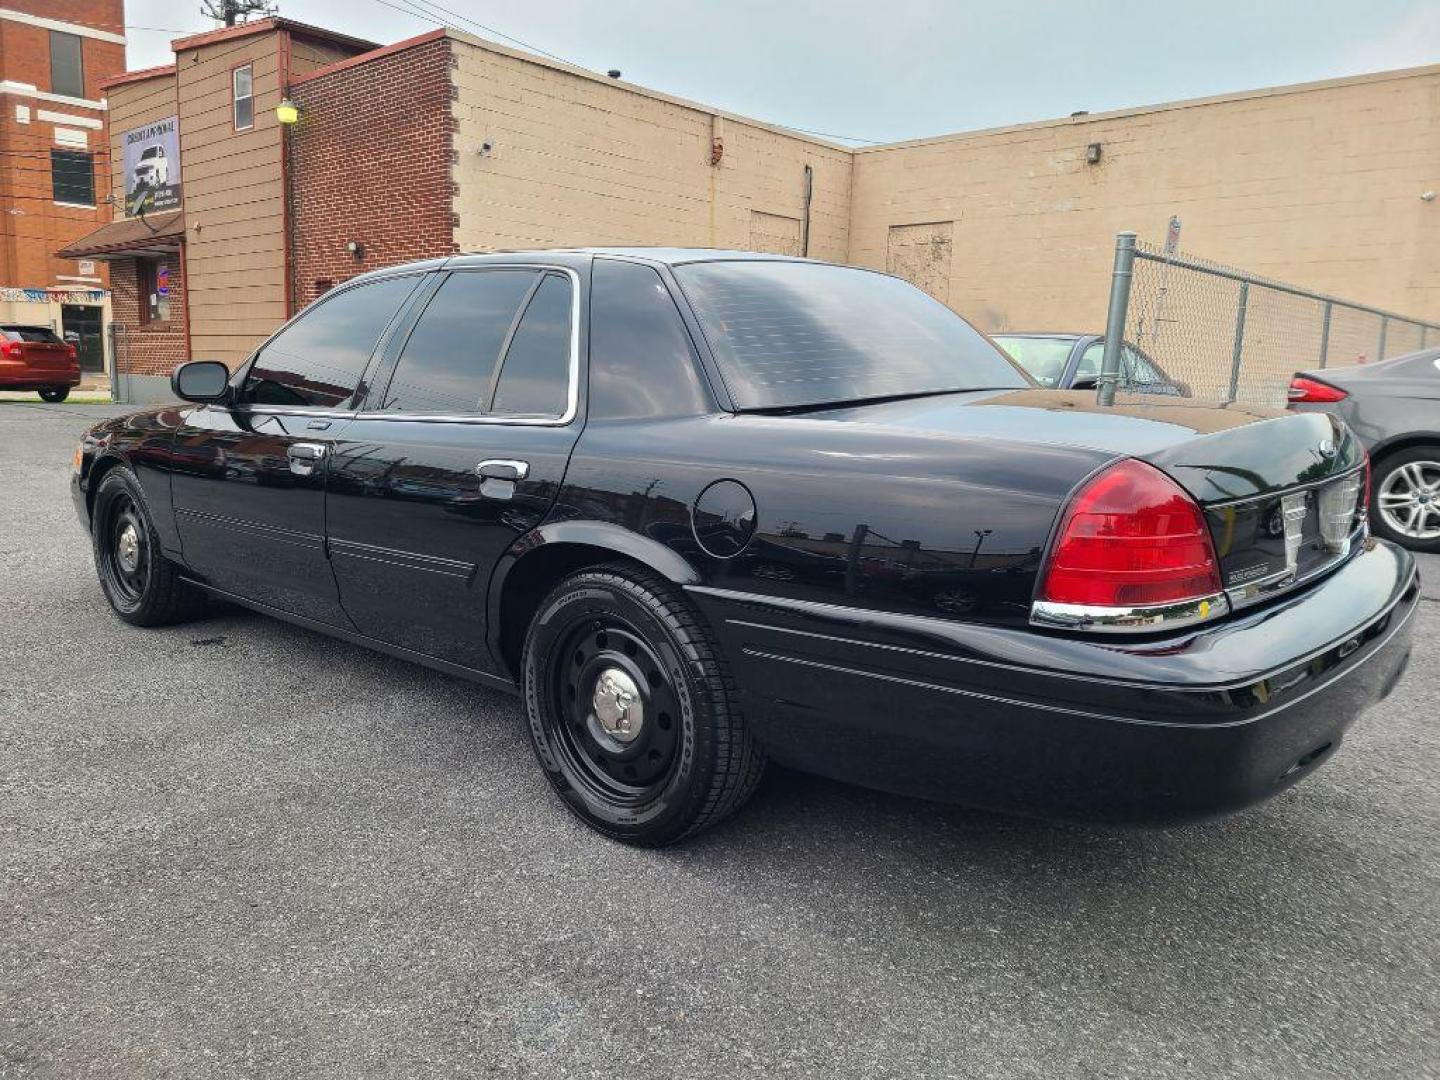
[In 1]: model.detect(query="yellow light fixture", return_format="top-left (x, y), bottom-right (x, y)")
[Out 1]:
top-left (276, 98), bottom-right (300, 125)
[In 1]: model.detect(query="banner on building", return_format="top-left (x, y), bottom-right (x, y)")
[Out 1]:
top-left (122, 116), bottom-right (182, 216)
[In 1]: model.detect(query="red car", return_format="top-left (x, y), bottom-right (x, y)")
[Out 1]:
top-left (0, 324), bottom-right (82, 402)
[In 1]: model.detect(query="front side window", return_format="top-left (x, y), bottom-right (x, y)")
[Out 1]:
top-left (50, 31), bottom-right (84, 98)
top-left (380, 270), bottom-right (538, 414)
top-left (51, 150), bottom-right (94, 206)
top-left (992, 336), bottom-right (1074, 388)
top-left (673, 261), bottom-right (1028, 410)
top-left (491, 274), bottom-right (574, 417)
top-left (242, 276), bottom-right (418, 409)
top-left (1076, 341), bottom-right (1168, 388)
top-left (233, 65), bottom-right (254, 130)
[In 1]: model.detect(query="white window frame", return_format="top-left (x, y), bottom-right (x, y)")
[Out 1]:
top-left (232, 64), bottom-right (254, 132)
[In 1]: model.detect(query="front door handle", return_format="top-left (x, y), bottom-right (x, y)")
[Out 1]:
top-left (287, 442), bottom-right (328, 476)
top-left (476, 459), bottom-right (529, 481)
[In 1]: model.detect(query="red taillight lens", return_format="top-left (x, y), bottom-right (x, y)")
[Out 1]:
top-left (66, 344), bottom-right (78, 360)
top-left (1038, 459), bottom-right (1223, 608)
top-left (1287, 375), bottom-right (1347, 403)
top-left (3, 342), bottom-right (22, 359)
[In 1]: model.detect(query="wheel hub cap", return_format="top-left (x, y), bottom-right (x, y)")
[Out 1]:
top-left (117, 523), bottom-right (141, 572)
top-left (592, 667), bottom-right (642, 743)
top-left (1378, 460), bottom-right (1440, 539)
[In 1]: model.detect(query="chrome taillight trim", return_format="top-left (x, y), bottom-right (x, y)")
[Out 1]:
top-left (1029, 592), bottom-right (1231, 633)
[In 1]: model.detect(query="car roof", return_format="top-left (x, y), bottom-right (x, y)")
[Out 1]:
top-left (990, 332), bottom-right (1096, 340)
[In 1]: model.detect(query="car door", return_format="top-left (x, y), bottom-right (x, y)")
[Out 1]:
top-left (169, 273), bottom-right (424, 624)
top-left (324, 264), bottom-right (583, 671)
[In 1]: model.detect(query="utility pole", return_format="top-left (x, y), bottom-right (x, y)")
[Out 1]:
top-left (201, 0), bottom-right (277, 27)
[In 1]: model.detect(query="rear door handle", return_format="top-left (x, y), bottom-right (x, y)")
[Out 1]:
top-left (287, 441), bottom-right (328, 476)
top-left (476, 459), bottom-right (529, 481)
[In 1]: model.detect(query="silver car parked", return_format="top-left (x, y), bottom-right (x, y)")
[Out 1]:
top-left (1289, 347), bottom-right (1440, 552)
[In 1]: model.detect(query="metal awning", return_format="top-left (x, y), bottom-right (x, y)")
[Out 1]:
top-left (58, 211), bottom-right (185, 261)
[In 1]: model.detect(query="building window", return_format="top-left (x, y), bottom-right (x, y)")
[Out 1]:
top-left (51, 150), bottom-right (94, 206)
top-left (50, 31), bottom-right (85, 98)
top-left (233, 65), bottom-right (254, 130)
top-left (139, 259), bottom-right (173, 324)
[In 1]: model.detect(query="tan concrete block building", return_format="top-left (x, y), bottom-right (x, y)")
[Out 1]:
top-left (60, 17), bottom-right (1440, 401)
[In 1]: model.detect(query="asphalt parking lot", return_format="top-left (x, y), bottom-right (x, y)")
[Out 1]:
top-left (2, 399), bottom-right (1437, 1080)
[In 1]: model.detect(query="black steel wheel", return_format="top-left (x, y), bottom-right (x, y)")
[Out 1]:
top-left (522, 564), bottom-right (764, 846)
top-left (91, 466), bottom-right (205, 626)
top-left (38, 387), bottom-right (70, 403)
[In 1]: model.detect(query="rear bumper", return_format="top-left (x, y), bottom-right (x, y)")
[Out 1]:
top-left (691, 539), bottom-right (1419, 823)
top-left (0, 358), bottom-right (81, 389)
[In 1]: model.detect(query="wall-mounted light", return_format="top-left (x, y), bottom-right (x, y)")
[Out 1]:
top-left (1086, 142), bottom-right (1103, 165)
top-left (276, 98), bottom-right (300, 125)
top-left (346, 239), bottom-right (365, 261)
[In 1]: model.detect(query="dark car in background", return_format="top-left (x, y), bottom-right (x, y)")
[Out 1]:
top-left (993, 332), bottom-right (1190, 396)
top-left (70, 251), bottom-right (1415, 846)
top-left (1289, 347), bottom-right (1440, 552)
top-left (0, 325), bottom-right (81, 401)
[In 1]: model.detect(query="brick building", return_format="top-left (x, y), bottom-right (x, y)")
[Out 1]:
top-left (61, 17), bottom-right (1440, 402)
top-left (1, 1), bottom-right (125, 378)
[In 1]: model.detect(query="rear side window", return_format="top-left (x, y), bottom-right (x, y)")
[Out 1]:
top-left (589, 260), bottom-right (710, 420)
top-left (380, 270), bottom-right (538, 414)
top-left (993, 336), bottom-right (1074, 388)
top-left (2, 327), bottom-right (62, 343)
top-left (242, 276), bottom-right (418, 409)
top-left (673, 260), bottom-right (1027, 410)
top-left (491, 274), bottom-right (574, 417)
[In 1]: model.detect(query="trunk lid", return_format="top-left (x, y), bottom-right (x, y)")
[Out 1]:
top-left (814, 388), bottom-right (1367, 610)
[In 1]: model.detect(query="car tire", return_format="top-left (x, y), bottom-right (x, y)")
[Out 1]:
top-left (521, 564), bottom-right (765, 846)
top-left (38, 387), bottom-right (70, 403)
top-left (92, 465), bottom-right (206, 625)
top-left (1369, 446), bottom-right (1440, 553)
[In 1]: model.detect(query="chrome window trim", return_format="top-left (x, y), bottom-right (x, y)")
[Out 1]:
top-left (365, 264), bottom-right (582, 427)
top-left (1029, 592), bottom-right (1231, 633)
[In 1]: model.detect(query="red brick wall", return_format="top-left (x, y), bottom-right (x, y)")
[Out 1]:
top-left (0, 4), bottom-right (122, 289)
top-left (110, 255), bottom-right (189, 377)
top-left (289, 36), bottom-right (457, 309)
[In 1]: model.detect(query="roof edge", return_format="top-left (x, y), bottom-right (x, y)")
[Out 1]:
top-left (171, 17), bottom-right (377, 56)
top-left (99, 63), bottom-right (177, 91)
top-left (289, 28), bottom-right (449, 87)
top-left (856, 61), bottom-right (1440, 154)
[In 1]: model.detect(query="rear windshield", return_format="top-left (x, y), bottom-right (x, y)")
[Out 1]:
top-left (0, 326), bottom-right (62, 343)
top-left (672, 261), bottom-right (1028, 410)
top-left (992, 336), bottom-right (1074, 388)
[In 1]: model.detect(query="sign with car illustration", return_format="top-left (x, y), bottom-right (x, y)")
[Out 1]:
top-left (122, 116), bottom-right (181, 216)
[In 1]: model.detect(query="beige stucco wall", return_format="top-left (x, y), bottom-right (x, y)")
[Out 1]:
top-left (449, 34), bottom-right (853, 262)
top-left (848, 66), bottom-right (1440, 334)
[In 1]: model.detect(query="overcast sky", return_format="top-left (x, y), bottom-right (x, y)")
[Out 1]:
top-left (124, 0), bottom-right (1440, 144)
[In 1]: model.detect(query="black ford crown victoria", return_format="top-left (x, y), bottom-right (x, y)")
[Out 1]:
top-left (72, 250), bottom-right (1418, 845)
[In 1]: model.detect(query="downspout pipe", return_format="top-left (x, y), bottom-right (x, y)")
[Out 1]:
top-left (801, 164), bottom-right (813, 257)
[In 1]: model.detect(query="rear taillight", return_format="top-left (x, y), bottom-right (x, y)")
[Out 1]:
top-left (1036, 459), bottom-right (1224, 614)
top-left (65, 344), bottom-right (78, 360)
top-left (2, 342), bottom-right (22, 359)
top-left (1288, 375), bottom-right (1347, 403)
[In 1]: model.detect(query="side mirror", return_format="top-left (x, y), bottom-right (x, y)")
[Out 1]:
top-left (172, 360), bottom-right (232, 404)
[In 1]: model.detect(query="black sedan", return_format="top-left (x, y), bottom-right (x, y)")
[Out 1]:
top-left (71, 250), bottom-right (1416, 845)
top-left (992, 332), bottom-right (1189, 395)
top-left (1289, 348), bottom-right (1440, 552)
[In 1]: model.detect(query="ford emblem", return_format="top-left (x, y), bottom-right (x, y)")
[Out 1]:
top-left (1317, 439), bottom-right (1336, 459)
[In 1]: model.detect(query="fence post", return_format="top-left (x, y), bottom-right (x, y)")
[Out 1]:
top-left (1318, 301), bottom-right (1332, 370)
top-left (1097, 231), bottom-right (1137, 407)
top-left (1377, 316), bottom-right (1388, 362)
top-left (1227, 281), bottom-right (1249, 403)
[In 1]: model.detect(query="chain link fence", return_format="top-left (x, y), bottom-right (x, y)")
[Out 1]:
top-left (1104, 235), bottom-right (1440, 407)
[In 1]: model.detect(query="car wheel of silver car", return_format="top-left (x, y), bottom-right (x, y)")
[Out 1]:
top-left (92, 466), bottom-right (206, 626)
top-left (521, 564), bottom-right (765, 846)
top-left (1371, 447), bottom-right (1440, 552)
